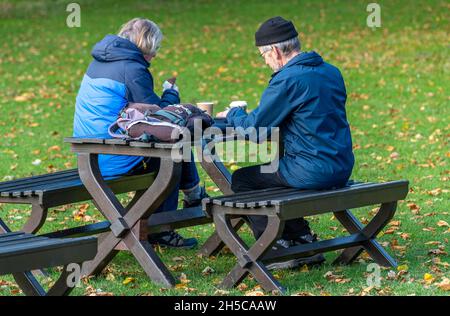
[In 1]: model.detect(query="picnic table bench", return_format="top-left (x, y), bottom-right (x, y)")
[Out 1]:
top-left (0, 131), bottom-right (233, 290)
top-left (202, 180), bottom-right (409, 293)
top-left (0, 230), bottom-right (97, 296)
top-left (0, 120), bottom-right (408, 293)
top-left (0, 169), bottom-right (154, 236)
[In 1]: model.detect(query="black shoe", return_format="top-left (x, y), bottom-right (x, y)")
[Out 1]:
top-left (148, 231), bottom-right (198, 249)
top-left (267, 239), bottom-right (303, 270)
top-left (271, 238), bottom-right (292, 251)
top-left (294, 232), bottom-right (319, 244)
top-left (293, 233), bottom-right (326, 267)
top-left (266, 236), bottom-right (326, 271)
top-left (182, 186), bottom-right (209, 208)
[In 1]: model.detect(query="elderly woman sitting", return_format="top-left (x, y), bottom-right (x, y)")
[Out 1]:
top-left (73, 18), bottom-right (206, 249)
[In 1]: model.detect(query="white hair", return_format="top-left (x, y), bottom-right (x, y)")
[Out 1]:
top-left (259, 37), bottom-right (301, 56)
top-left (118, 18), bottom-right (163, 56)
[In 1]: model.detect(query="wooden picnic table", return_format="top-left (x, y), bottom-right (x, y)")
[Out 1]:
top-left (64, 126), bottom-right (250, 287)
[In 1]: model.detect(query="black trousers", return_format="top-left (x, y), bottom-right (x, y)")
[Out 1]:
top-left (231, 164), bottom-right (311, 240)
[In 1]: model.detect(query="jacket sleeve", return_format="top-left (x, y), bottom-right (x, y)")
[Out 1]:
top-left (226, 78), bottom-right (303, 130)
top-left (126, 67), bottom-right (180, 107)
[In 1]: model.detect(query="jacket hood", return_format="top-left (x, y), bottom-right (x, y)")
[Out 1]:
top-left (91, 34), bottom-right (149, 67)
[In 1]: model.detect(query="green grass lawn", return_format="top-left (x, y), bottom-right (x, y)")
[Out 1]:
top-left (0, 0), bottom-right (448, 296)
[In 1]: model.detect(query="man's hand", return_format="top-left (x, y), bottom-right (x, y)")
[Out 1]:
top-left (216, 109), bottom-right (230, 118)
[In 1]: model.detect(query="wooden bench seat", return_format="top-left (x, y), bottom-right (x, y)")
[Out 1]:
top-left (0, 169), bottom-right (154, 235)
top-left (0, 232), bottom-right (97, 296)
top-left (202, 180), bottom-right (409, 293)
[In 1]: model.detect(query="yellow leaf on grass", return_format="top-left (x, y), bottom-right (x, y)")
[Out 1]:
top-left (300, 264), bottom-right (309, 272)
top-left (14, 92), bottom-right (34, 102)
top-left (48, 145), bottom-right (61, 152)
top-left (230, 164), bottom-right (240, 171)
top-left (386, 145), bottom-right (395, 152)
top-left (397, 265), bottom-right (409, 272)
top-left (216, 66), bottom-right (228, 74)
top-left (423, 273), bottom-right (434, 284)
top-left (122, 277), bottom-right (135, 285)
top-left (437, 220), bottom-right (449, 227)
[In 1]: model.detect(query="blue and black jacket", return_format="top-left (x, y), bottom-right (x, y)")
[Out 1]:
top-left (73, 35), bottom-right (179, 176)
top-left (227, 51), bottom-right (355, 189)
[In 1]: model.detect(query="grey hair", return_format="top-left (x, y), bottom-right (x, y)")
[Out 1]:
top-left (118, 18), bottom-right (163, 56)
top-left (259, 37), bottom-right (301, 56)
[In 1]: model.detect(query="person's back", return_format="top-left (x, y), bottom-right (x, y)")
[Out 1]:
top-left (216, 16), bottom-right (355, 269)
top-left (73, 31), bottom-right (179, 177)
top-left (272, 51), bottom-right (354, 189)
top-left (223, 50), bottom-right (354, 189)
top-left (72, 18), bottom-right (202, 250)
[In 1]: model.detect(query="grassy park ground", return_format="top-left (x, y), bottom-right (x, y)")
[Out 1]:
top-left (0, 0), bottom-right (448, 296)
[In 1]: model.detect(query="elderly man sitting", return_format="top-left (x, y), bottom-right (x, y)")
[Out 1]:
top-left (217, 16), bottom-right (354, 270)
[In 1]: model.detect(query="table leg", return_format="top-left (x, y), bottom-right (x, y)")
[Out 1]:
top-left (198, 140), bottom-right (246, 257)
top-left (81, 231), bottom-right (120, 276)
top-left (122, 230), bottom-right (176, 287)
top-left (77, 153), bottom-right (182, 287)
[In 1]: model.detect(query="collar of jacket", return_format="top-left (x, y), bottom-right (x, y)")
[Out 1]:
top-left (270, 51), bottom-right (323, 79)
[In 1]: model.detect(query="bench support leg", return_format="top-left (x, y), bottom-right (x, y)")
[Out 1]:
top-left (12, 263), bottom-right (81, 296)
top-left (199, 218), bottom-right (245, 257)
top-left (12, 271), bottom-right (47, 296)
top-left (333, 202), bottom-right (398, 267)
top-left (197, 139), bottom-right (237, 257)
top-left (0, 203), bottom-right (48, 235)
top-left (214, 212), bottom-right (286, 293)
top-left (0, 218), bottom-right (11, 233)
top-left (23, 204), bottom-right (48, 234)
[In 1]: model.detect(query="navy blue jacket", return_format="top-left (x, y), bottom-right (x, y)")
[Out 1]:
top-left (73, 35), bottom-right (179, 176)
top-left (227, 51), bottom-right (354, 189)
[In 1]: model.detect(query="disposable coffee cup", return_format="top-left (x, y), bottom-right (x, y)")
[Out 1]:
top-left (229, 100), bottom-right (247, 109)
top-left (196, 102), bottom-right (214, 116)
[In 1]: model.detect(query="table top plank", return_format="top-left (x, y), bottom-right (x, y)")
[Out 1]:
top-left (65, 136), bottom-right (188, 150)
top-left (104, 138), bottom-right (129, 145)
